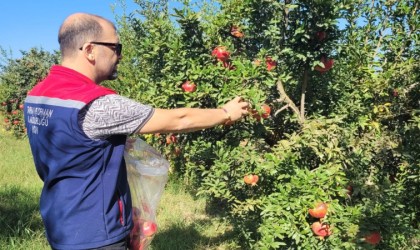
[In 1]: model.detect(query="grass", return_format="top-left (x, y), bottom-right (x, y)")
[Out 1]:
top-left (0, 129), bottom-right (48, 250)
top-left (0, 128), bottom-right (239, 250)
top-left (152, 182), bottom-right (239, 250)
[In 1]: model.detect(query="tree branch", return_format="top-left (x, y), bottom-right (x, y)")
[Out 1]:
top-left (363, 0), bottom-right (376, 46)
top-left (276, 79), bottom-right (304, 124)
top-left (300, 69), bottom-right (309, 123)
top-left (397, 2), bottom-right (417, 59)
top-left (274, 104), bottom-right (289, 116)
top-left (372, 15), bottom-right (389, 60)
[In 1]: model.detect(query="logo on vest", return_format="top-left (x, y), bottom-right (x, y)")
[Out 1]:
top-left (26, 106), bottom-right (54, 134)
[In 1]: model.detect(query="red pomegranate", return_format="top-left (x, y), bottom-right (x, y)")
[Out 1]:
top-left (311, 222), bottom-right (332, 239)
top-left (308, 202), bottom-right (328, 219)
top-left (212, 46), bottom-right (230, 62)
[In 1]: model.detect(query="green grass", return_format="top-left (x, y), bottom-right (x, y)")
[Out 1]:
top-left (0, 130), bottom-right (48, 250)
top-left (0, 129), bottom-right (239, 250)
top-left (152, 182), bottom-right (239, 250)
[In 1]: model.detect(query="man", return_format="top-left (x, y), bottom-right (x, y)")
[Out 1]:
top-left (24, 13), bottom-right (248, 249)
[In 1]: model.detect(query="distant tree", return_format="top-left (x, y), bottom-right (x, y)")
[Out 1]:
top-left (0, 47), bottom-right (59, 137)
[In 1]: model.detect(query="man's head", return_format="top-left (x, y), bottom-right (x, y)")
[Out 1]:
top-left (58, 13), bottom-right (122, 83)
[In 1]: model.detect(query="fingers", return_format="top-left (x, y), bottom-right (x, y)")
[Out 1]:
top-left (237, 97), bottom-right (250, 115)
top-left (233, 96), bottom-right (249, 108)
top-left (234, 96), bottom-right (244, 102)
top-left (242, 107), bottom-right (249, 116)
top-left (222, 96), bottom-right (250, 122)
top-left (240, 101), bottom-right (250, 109)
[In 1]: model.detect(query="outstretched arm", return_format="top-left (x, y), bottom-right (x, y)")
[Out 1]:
top-left (138, 96), bottom-right (249, 134)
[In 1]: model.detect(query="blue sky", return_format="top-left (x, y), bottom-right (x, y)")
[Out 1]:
top-left (0, 1), bottom-right (140, 58)
top-left (1, 1), bottom-right (348, 59)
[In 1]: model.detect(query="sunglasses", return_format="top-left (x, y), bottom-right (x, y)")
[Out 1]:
top-left (79, 42), bottom-right (122, 56)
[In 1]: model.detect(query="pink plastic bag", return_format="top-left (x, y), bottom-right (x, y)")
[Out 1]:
top-left (125, 138), bottom-right (169, 250)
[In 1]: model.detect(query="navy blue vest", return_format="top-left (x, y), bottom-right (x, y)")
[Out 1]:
top-left (24, 66), bottom-right (133, 249)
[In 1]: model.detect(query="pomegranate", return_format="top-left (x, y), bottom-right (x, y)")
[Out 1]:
top-left (308, 202), bottom-right (328, 218)
top-left (311, 222), bottom-right (332, 238)
top-left (230, 25), bottom-right (244, 38)
top-left (316, 31), bottom-right (327, 41)
top-left (346, 185), bottom-right (353, 196)
top-left (181, 81), bottom-right (197, 93)
top-left (314, 56), bottom-right (334, 72)
top-left (261, 104), bottom-right (271, 119)
top-left (166, 134), bottom-right (177, 145)
top-left (212, 46), bottom-right (230, 62)
top-left (251, 104), bottom-right (271, 120)
top-left (244, 174), bottom-right (259, 186)
top-left (265, 57), bottom-right (277, 71)
top-left (364, 231), bottom-right (381, 245)
top-left (141, 221), bottom-right (158, 237)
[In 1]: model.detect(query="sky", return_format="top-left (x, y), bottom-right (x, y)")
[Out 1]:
top-left (0, 0), bottom-right (140, 58)
top-left (1, 1), bottom-right (348, 59)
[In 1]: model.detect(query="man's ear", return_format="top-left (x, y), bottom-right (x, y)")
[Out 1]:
top-left (81, 44), bottom-right (95, 61)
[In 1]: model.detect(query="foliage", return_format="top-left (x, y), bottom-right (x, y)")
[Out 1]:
top-left (112, 0), bottom-right (419, 248)
top-left (0, 48), bottom-right (59, 138)
top-left (0, 0), bottom-right (418, 248)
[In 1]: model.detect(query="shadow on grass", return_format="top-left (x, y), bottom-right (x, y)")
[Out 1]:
top-left (152, 219), bottom-right (239, 250)
top-left (0, 185), bottom-right (44, 238)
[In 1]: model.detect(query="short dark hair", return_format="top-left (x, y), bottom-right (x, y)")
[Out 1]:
top-left (58, 14), bottom-right (113, 58)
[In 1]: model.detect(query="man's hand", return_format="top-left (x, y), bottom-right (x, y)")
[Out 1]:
top-left (221, 96), bottom-right (249, 124)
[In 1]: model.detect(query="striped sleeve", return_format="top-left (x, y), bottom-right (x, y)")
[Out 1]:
top-left (78, 94), bottom-right (154, 140)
